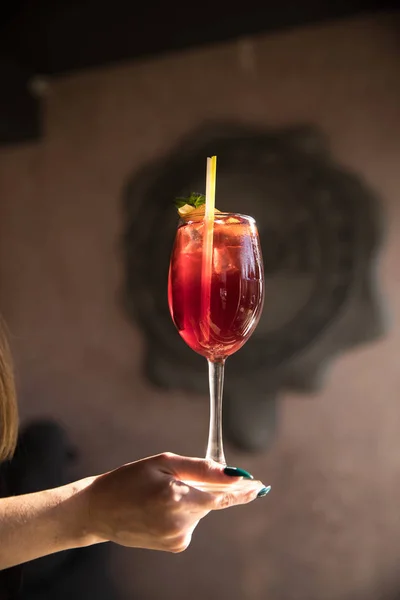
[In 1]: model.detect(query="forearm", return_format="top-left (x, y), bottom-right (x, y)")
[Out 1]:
top-left (0, 477), bottom-right (97, 569)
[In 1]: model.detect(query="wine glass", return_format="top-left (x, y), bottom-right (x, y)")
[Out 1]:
top-left (168, 211), bottom-right (264, 491)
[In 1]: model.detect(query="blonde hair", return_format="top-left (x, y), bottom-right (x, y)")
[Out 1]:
top-left (0, 319), bottom-right (18, 461)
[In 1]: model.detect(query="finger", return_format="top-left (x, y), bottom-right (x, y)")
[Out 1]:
top-left (171, 480), bottom-right (217, 511)
top-left (157, 453), bottom-right (250, 485)
top-left (180, 479), bottom-right (265, 511)
top-left (211, 480), bottom-right (266, 510)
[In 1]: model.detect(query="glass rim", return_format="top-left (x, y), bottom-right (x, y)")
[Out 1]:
top-left (179, 211), bottom-right (256, 225)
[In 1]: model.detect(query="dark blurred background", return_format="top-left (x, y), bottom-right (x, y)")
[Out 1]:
top-left (0, 2), bottom-right (400, 599)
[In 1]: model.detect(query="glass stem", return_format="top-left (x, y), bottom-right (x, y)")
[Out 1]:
top-left (206, 358), bottom-right (226, 465)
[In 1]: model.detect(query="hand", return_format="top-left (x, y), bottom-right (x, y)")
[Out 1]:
top-left (83, 452), bottom-right (265, 553)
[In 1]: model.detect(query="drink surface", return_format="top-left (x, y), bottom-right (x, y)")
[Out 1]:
top-left (168, 213), bottom-right (264, 361)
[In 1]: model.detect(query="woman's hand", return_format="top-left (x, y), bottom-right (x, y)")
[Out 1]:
top-left (0, 452), bottom-right (269, 569)
top-left (83, 452), bottom-right (267, 553)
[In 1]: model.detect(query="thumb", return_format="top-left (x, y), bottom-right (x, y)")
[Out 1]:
top-left (156, 453), bottom-right (249, 485)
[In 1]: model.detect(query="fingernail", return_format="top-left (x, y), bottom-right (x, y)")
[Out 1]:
top-left (257, 486), bottom-right (271, 498)
top-left (223, 466), bottom-right (254, 479)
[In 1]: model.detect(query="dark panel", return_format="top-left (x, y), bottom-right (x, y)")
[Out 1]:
top-left (0, 59), bottom-right (41, 146)
top-left (0, 0), bottom-right (398, 76)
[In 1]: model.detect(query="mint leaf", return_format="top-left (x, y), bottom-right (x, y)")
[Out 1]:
top-left (174, 198), bottom-right (189, 209)
top-left (174, 192), bottom-right (205, 209)
top-left (193, 194), bottom-right (206, 208)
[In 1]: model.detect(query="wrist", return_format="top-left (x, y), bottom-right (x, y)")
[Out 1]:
top-left (56, 476), bottom-right (100, 549)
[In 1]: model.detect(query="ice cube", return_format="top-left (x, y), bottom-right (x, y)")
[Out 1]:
top-left (181, 222), bottom-right (204, 254)
top-left (213, 245), bottom-right (235, 273)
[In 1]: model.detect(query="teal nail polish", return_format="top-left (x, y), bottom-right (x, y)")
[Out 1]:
top-left (223, 466), bottom-right (254, 479)
top-left (257, 486), bottom-right (271, 498)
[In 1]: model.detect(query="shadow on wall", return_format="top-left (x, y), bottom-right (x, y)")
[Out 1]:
top-left (121, 121), bottom-right (388, 452)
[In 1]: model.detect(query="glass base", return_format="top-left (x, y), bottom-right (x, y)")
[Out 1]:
top-left (182, 478), bottom-right (262, 494)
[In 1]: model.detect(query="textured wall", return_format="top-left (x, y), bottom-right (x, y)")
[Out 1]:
top-left (0, 13), bottom-right (399, 600)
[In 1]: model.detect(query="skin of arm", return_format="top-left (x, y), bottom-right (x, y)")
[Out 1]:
top-left (0, 477), bottom-right (96, 569)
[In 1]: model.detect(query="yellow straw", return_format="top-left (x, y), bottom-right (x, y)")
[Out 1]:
top-left (201, 156), bottom-right (217, 345)
top-left (205, 156), bottom-right (217, 221)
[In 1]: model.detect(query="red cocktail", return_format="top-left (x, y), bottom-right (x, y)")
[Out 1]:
top-left (168, 213), bottom-right (264, 361)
